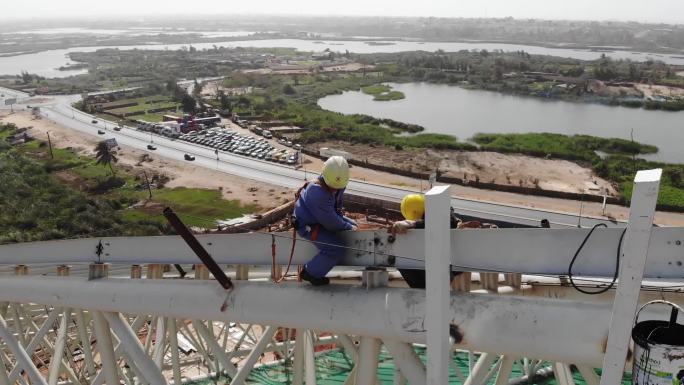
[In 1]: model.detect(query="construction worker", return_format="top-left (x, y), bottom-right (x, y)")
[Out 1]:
top-left (294, 156), bottom-right (357, 286)
top-left (392, 194), bottom-right (463, 288)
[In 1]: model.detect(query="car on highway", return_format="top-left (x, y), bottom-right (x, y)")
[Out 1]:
top-left (97, 130), bottom-right (105, 135)
top-left (184, 154), bottom-right (195, 161)
top-left (92, 119), bottom-right (98, 124)
top-left (293, 144), bottom-right (302, 151)
top-left (147, 144), bottom-right (157, 150)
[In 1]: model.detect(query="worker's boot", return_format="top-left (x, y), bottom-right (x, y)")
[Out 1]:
top-left (299, 268), bottom-right (330, 286)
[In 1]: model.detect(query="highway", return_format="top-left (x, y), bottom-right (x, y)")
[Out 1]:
top-left (0, 86), bottom-right (625, 228)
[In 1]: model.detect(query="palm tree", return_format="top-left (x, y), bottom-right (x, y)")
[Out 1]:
top-left (94, 141), bottom-right (118, 176)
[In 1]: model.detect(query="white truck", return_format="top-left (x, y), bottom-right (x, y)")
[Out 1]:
top-left (162, 121), bottom-right (182, 137)
top-left (319, 147), bottom-right (352, 160)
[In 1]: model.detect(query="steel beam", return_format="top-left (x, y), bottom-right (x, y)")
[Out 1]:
top-left (292, 328), bottom-right (304, 385)
top-left (229, 326), bottom-right (276, 385)
top-left (1, 227), bottom-right (683, 278)
top-left (355, 336), bottom-right (380, 385)
top-left (102, 312), bottom-right (167, 385)
top-left (7, 309), bottom-right (60, 383)
top-left (93, 311), bottom-right (119, 385)
top-left (464, 353), bottom-right (497, 385)
top-left (0, 277), bottom-right (670, 366)
top-left (425, 185), bottom-right (451, 385)
top-left (192, 320), bottom-right (238, 377)
top-left (600, 169), bottom-right (661, 385)
top-left (167, 318), bottom-right (182, 385)
top-left (382, 340), bottom-right (426, 385)
top-left (0, 313), bottom-right (48, 385)
top-left (47, 308), bottom-right (71, 385)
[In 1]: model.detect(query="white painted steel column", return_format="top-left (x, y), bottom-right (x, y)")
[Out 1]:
top-left (425, 185), bottom-right (451, 385)
top-left (47, 308), bottom-right (71, 385)
top-left (75, 310), bottom-right (96, 376)
top-left (553, 363), bottom-right (575, 385)
top-left (382, 340), bottom-right (427, 385)
top-left (229, 326), bottom-right (276, 385)
top-left (152, 317), bottom-right (166, 368)
top-left (167, 318), bottom-right (182, 385)
top-left (0, 313), bottom-right (48, 385)
top-left (91, 316), bottom-right (148, 385)
top-left (292, 329), bottom-right (304, 385)
top-left (576, 365), bottom-right (600, 385)
top-left (0, 353), bottom-right (10, 385)
top-left (93, 311), bottom-right (119, 385)
top-left (7, 309), bottom-right (60, 383)
top-left (103, 312), bottom-right (167, 385)
top-left (600, 169), bottom-right (661, 385)
top-left (192, 320), bottom-right (238, 377)
top-left (90, 263), bottom-right (119, 385)
top-left (337, 334), bottom-right (359, 363)
top-left (493, 356), bottom-right (516, 385)
top-left (304, 330), bottom-right (317, 385)
top-left (355, 336), bottom-right (380, 385)
top-left (463, 353), bottom-right (497, 385)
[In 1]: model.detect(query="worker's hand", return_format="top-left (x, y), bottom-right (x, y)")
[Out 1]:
top-left (350, 225), bottom-right (359, 231)
top-left (390, 220), bottom-right (415, 235)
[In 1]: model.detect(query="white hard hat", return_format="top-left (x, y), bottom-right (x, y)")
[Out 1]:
top-left (322, 156), bottom-right (349, 189)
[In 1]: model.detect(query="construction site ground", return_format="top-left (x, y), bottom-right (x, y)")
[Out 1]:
top-left (3, 111), bottom-right (684, 226)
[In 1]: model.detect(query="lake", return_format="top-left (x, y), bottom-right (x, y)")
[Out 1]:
top-left (3, 37), bottom-right (684, 78)
top-left (318, 82), bottom-right (684, 164)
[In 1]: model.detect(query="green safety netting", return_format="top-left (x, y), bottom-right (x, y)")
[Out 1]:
top-left (188, 346), bottom-right (632, 385)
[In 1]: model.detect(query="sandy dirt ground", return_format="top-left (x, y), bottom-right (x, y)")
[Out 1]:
top-left (676, 71), bottom-right (684, 78)
top-left (308, 141), bottom-right (617, 195)
top-left (4, 111), bottom-right (684, 226)
top-left (634, 83), bottom-right (684, 98)
top-left (0, 111), bottom-right (293, 211)
top-left (241, 62), bottom-right (373, 75)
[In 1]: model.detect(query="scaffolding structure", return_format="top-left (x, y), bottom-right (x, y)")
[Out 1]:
top-left (0, 169), bottom-right (680, 385)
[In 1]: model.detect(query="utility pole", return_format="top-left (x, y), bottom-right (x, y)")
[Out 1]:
top-left (577, 192), bottom-right (584, 228)
top-left (630, 128), bottom-right (636, 176)
top-left (46, 132), bottom-right (54, 159)
top-left (143, 171), bottom-right (153, 199)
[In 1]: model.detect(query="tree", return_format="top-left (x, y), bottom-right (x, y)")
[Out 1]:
top-left (181, 94), bottom-right (197, 113)
top-left (283, 84), bottom-right (296, 95)
top-left (95, 141), bottom-right (118, 176)
top-left (218, 90), bottom-right (231, 111)
top-left (20, 71), bottom-right (33, 84)
top-left (669, 168), bottom-right (682, 188)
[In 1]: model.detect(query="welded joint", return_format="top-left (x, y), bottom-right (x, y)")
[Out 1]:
top-left (362, 268), bottom-right (389, 290)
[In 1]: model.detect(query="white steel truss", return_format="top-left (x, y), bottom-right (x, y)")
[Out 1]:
top-left (0, 168), bottom-right (678, 385)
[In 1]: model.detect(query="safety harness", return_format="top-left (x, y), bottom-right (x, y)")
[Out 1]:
top-left (270, 179), bottom-right (335, 283)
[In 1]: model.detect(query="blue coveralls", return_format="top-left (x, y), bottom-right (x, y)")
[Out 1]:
top-left (294, 177), bottom-right (356, 278)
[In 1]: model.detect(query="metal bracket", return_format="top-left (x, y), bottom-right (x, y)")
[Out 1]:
top-left (94, 240), bottom-right (103, 263)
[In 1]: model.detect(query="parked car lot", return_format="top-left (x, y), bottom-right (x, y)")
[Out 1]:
top-left (175, 127), bottom-right (302, 165)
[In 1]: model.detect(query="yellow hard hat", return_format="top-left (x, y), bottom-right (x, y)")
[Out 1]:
top-left (322, 156), bottom-right (350, 189)
top-left (400, 194), bottom-right (425, 221)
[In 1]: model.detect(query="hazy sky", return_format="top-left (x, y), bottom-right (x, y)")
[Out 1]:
top-left (3, 0), bottom-right (684, 24)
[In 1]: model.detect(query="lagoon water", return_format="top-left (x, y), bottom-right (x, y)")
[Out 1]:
top-left (318, 82), bottom-right (684, 164)
top-left (3, 36), bottom-right (684, 78)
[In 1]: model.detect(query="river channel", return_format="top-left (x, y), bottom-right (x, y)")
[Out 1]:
top-left (318, 82), bottom-right (684, 164)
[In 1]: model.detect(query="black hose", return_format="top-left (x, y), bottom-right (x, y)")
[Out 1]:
top-left (568, 223), bottom-right (626, 295)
